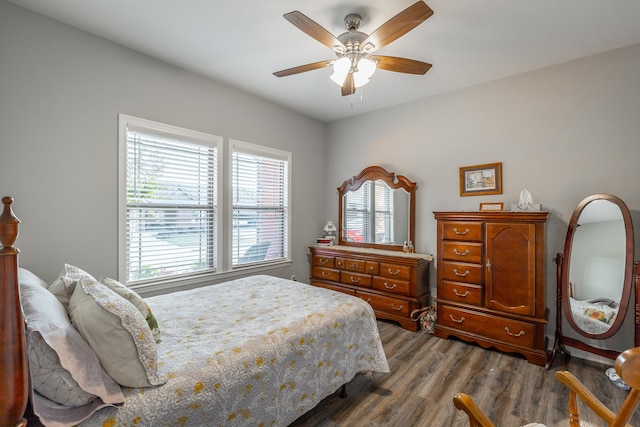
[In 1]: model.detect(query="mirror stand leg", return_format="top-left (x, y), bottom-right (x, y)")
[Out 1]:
top-left (546, 333), bottom-right (571, 370)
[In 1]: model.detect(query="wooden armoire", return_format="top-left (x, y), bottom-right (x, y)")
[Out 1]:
top-left (433, 211), bottom-right (549, 366)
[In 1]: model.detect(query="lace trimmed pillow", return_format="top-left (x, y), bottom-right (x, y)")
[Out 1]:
top-left (48, 264), bottom-right (95, 309)
top-left (68, 276), bottom-right (165, 388)
top-left (99, 276), bottom-right (161, 343)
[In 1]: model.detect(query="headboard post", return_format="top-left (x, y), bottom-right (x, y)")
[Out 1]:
top-left (0, 197), bottom-right (28, 427)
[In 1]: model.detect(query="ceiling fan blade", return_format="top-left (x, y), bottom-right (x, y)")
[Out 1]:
top-left (361, 1), bottom-right (433, 54)
top-left (284, 11), bottom-right (346, 52)
top-left (370, 55), bottom-right (432, 75)
top-left (273, 60), bottom-right (334, 77)
top-left (341, 74), bottom-right (355, 96)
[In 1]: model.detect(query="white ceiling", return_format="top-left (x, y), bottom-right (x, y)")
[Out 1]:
top-left (9, 0), bottom-right (640, 122)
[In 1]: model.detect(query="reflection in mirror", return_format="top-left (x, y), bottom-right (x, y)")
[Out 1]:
top-left (338, 166), bottom-right (416, 251)
top-left (342, 180), bottom-right (409, 245)
top-left (568, 200), bottom-right (625, 335)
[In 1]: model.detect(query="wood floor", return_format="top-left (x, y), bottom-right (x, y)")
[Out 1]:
top-left (290, 320), bottom-right (640, 427)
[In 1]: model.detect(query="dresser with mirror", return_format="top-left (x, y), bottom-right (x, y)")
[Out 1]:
top-left (309, 166), bottom-right (431, 331)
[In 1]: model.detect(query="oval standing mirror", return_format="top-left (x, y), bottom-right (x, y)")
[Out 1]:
top-left (547, 194), bottom-right (636, 368)
top-left (563, 194), bottom-right (634, 339)
top-left (338, 166), bottom-right (415, 251)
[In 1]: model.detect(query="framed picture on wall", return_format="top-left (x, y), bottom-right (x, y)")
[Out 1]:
top-left (459, 162), bottom-right (503, 196)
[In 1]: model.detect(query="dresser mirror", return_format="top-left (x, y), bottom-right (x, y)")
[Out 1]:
top-left (338, 165), bottom-right (415, 251)
top-left (547, 193), bottom-right (637, 368)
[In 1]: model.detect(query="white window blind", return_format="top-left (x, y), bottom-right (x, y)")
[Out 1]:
top-left (123, 117), bottom-right (220, 283)
top-left (231, 141), bottom-right (290, 267)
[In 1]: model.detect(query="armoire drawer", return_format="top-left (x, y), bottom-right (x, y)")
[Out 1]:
top-left (441, 261), bottom-right (483, 284)
top-left (357, 291), bottom-right (410, 317)
top-left (439, 305), bottom-right (535, 348)
top-left (372, 276), bottom-right (411, 296)
top-left (440, 281), bottom-right (482, 306)
top-left (441, 241), bottom-right (483, 263)
top-left (442, 221), bottom-right (483, 242)
top-left (340, 271), bottom-right (372, 288)
top-left (312, 266), bottom-right (340, 282)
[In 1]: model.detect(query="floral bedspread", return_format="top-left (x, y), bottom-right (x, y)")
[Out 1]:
top-left (81, 275), bottom-right (390, 426)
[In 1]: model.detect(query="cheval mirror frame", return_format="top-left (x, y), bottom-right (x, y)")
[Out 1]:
top-left (337, 165), bottom-right (416, 252)
top-left (547, 193), bottom-right (639, 369)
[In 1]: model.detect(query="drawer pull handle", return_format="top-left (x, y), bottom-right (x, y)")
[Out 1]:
top-left (453, 289), bottom-right (469, 297)
top-left (453, 248), bottom-right (470, 256)
top-left (321, 271), bottom-right (330, 277)
top-left (319, 258), bottom-right (328, 265)
top-left (350, 263), bottom-right (358, 268)
top-left (383, 282), bottom-right (397, 290)
top-left (350, 276), bottom-right (361, 283)
top-left (387, 268), bottom-right (401, 275)
top-left (449, 314), bottom-right (465, 323)
top-left (361, 297), bottom-right (372, 304)
top-left (453, 269), bottom-right (470, 277)
top-left (453, 228), bottom-right (470, 235)
top-left (391, 303), bottom-right (404, 311)
top-left (504, 327), bottom-right (525, 337)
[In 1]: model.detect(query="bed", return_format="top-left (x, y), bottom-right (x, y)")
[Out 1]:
top-left (568, 296), bottom-right (619, 335)
top-left (0, 197), bottom-right (390, 427)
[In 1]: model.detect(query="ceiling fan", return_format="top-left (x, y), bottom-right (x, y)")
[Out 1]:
top-left (273, 1), bottom-right (434, 96)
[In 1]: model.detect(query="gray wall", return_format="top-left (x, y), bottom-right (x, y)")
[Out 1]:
top-left (325, 44), bottom-right (640, 361)
top-left (0, 2), bottom-right (327, 288)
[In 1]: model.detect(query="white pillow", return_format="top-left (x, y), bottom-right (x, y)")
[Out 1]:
top-left (18, 268), bottom-right (124, 407)
top-left (68, 276), bottom-right (165, 388)
top-left (99, 276), bottom-right (161, 343)
top-left (48, 264), bottom-right (95, 309)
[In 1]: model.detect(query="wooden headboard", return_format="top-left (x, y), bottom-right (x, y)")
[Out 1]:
top-left (0, 197), bottom-right (28, 426)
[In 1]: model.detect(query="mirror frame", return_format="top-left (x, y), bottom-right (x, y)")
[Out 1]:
top-left (337, 165), bottom-right (416, 251)
top-left (547, 193), bottom-right (636, 368)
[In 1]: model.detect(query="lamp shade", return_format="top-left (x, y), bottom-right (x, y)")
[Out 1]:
top-left (330, 57), bottom-right (350, 86)
top-left (353, 58), bottom-right (376, 88)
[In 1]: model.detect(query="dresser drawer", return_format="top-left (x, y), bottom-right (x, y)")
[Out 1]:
top-left (364, 261), bottom-right (379, 275)
top-left (442, 261), bottom-right (483, 284)
top-left (441, 241), bottom-right (483, 263)
top-left (357, 291), bottom-right (410, 317)
top-left (312, 266), bottom-right (340, 282)
top-left (312, 255), bottom-right (334, 268)
top-left (335, 257), bottom-right (346, 270)
top-left (441, 281), bottom-right (482, 306)
top-left (312, 280), bottom-right (356, 296)
top-left (373, 276), bottom-right (411, 296)
top-left (442, 221), bottom-right (483, 242)
top-left (340, 271), bottom-right (372, 288)
top-left (439, 305), bottom-right (535, 348)
top-left (379, 263), bottom-right (411, 280)
top-left (345, 258), bottom-right (365, 273)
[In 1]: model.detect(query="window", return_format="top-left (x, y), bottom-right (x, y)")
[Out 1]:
top-left (119, 115), bottom-right (222, 284)
top-left (119, 115), bottom-right (291, 287)
top-left (230, 140), bottom-right (290, 267)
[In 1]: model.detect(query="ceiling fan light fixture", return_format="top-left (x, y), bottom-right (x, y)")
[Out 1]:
top-left (330, 57), bottom-right (351, 86)
top-left (353, 58), bottom-right (376, 88)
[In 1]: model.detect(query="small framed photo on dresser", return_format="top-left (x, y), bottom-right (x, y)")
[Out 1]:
top-left (479, 202), bottom-right (504, 212)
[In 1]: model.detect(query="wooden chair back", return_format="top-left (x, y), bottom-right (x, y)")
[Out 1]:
top-left (454, 347), bottom-right (640, 427)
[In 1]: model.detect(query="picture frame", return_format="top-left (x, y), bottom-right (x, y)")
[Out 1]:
top-left (459, 162), bottom-right (502, 196)
top-left (479, 202), bottom-right (504, 212)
